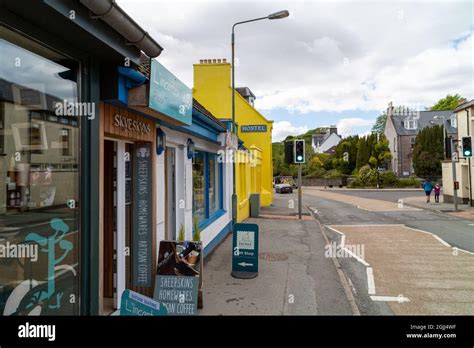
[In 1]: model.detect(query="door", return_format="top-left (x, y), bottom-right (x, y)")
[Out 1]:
top-left (165, 147), bottom-right (176, 240)
top-left (103, 139), bottom-right (128, 313)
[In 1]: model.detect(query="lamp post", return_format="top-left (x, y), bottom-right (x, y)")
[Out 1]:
top-left (231, 10), bottom-right (289, 224)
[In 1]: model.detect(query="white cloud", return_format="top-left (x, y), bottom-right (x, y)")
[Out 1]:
top-left (336, 118), bottom-right (375, 137)
top-left (272, 121), bottom-right (308, 142)
top-left (117, 0), bottom-right (473, 117)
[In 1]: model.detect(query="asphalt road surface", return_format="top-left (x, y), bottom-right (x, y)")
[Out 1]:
top-left (274, 189), bottom-right (474, 315)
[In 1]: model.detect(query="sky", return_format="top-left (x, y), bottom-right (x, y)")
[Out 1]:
top-left (118, 0), bottom-right (473, 141)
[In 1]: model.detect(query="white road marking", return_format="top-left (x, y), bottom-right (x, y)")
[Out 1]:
top-left (403, 226), bottom-right (453, 248)
top-left (367, 267), bottom-right (376, 295)
top-left (370, 295), bottom-right (410, 302)
top-left (343, 247), bottom-right (370, 267)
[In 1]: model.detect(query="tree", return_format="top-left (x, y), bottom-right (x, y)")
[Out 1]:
top-left (368, 133), bottom-right (392, 169)
top-left (430, 94), bottom-right (465, 111)
top-left (371, 113), bottom-right (387, 134)
top-left (356, 136), bottom-right (370, 170)
top-left (413, 125), bottom-right (444, 180)
top-left (332, 135), bottom-right (359, 175)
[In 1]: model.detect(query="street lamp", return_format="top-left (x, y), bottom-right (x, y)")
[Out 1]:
top-left (231, 10), bottom-right (289, 224)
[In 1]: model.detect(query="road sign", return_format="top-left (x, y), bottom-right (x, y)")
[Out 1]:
top-left (120, 289), bottom-right (168, 316)
top-left (232, 223), bottom-right (259, 279)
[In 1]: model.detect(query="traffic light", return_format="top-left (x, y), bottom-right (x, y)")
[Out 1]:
top-left (284, 140), bottom-right (294, 164)
top-left (294, 139), bottom-right (305, 164)
top-left (462, 136), bottom-right (472, 157)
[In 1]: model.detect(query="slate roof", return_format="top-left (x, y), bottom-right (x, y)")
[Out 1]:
top-left (390, 110), bottom-right (456, 136)
top-left (312, 133), bottom-right (330, 146)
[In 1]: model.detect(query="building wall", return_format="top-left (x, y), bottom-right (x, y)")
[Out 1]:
top-left (442, 105), bottom-right (474, 205)
top-left (193, 62), bottom-right (273, 214)
top-left (155, 125), bottom-right (233, 253)
top-left (399, 135), bottom-right (415, 176)
top-left (384, 116), bottom-right (398, 173)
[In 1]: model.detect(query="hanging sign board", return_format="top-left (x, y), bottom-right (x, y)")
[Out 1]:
top-left (231, 223), bottom-right (259, 279)
top-left (149, 60), bottom-right (192, 125)
top-left (153, 241), bottom-right (202, 315)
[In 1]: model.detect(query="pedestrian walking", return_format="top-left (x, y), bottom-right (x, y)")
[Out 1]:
top-left (434, 183), bottom-right (441, 203)
top-left (422, 179), bottom-right (433, 203)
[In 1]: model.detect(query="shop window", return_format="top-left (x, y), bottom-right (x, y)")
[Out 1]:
top-left (192, 150), bottom-right (223, 226)
top-left (0, 28), bottom-right (80, 315)
top-left (192, 152), bottom-right (205, 222)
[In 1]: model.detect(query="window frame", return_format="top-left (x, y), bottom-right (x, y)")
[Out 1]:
top-left (192, 150), bottom-right (225, 231)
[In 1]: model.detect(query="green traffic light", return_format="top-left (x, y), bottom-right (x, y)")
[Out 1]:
top-left (465, 150), bottom-right (472, 156)
top-left (297, 155), bottom-right (303, 161)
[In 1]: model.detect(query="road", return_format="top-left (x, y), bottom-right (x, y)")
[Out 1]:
top-left (275, 188), bottom-right (474, 315)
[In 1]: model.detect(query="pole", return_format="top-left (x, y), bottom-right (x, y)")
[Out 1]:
top-left (298, 165), bottom-right (302, 219)
top-left (231, 30), bottom-right (237, 225)
top-left (451, 137), bottom-right (458, 212)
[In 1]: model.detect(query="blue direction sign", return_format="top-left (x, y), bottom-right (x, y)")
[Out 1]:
top-left (231, 223), bottom-right (259, 279)
top-left (120, 289), bottom-right (168, 316)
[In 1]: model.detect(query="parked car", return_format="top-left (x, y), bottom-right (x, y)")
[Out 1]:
top-left (275, 183), bottom-right (293, 194)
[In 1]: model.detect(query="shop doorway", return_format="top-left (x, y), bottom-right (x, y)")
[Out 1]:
top-left (165, 146), bottom-right (176, 240)
top-left (103, 139), bottom-right (132, 314)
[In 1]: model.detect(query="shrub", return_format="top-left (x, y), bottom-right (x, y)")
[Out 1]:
top-left (324, 169), bottom-right (343, 179)
top-left (379, 171), bottom-right (398, 186)
top-left (396, 177), bottom-right (420, 188)
top-left (359, 165), bottom-right (377, 184)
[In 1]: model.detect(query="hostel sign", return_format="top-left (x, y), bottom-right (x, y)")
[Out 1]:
top-left (241, 124), bottom-right (267, 133)
top-left (132, 143), bottom-right (153, 287)
top-left (231, 223), bottom-right (259, 279)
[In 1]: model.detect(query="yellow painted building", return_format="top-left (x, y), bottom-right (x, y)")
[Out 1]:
top-left (193, 59), bottom-right (273, 222)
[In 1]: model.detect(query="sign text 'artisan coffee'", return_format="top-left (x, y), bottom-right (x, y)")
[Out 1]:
top-left (113, 114), bottom-right (151, 134)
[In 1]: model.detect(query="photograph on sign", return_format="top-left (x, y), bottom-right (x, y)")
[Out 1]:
top-left (156, 241), bottom-right (202, 277)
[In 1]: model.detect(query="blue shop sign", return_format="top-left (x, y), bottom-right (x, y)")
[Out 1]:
top-left (150, 60), bottom-right (192, 125)
top-left (120, 289), bottom-right (168, 316)
top-left (241, 124), bottom-right (267, 133)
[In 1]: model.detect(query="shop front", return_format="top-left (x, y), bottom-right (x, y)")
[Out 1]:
top-left (98, 103), bottom-right (156, 314)
top-left (155, 99), bottom-right (233, 258)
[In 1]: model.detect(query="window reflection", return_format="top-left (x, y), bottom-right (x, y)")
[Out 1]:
top-left (0, 28), bottom-right (80, 315)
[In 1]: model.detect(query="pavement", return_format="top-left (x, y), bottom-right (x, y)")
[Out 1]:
top-left (199, 194), bottom-right (356, 315)
top-left (402, 195), bottom-right (474, 219)
top-left (304, 187), bottom-right (420, 212)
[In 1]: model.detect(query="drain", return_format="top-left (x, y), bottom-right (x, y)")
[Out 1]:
top-left (259, 252), bottom-right (288, 262)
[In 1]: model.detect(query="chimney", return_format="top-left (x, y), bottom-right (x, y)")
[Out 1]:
top-left (329, 126), bottom-right (337, 135)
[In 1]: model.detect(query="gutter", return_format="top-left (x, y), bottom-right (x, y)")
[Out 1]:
top-left (79, 0), bottom-right (163, 57)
